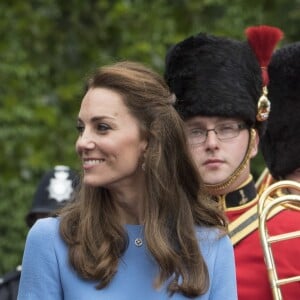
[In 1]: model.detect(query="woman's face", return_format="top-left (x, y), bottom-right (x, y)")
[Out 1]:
top-left (76, 87), bottom-right (147, 190)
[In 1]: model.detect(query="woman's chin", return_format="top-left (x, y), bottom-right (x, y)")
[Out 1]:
top-left (83, 178), bottom-right (103, 187)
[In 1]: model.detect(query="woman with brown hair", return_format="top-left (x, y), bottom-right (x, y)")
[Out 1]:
top-left (17, 61), bottom-right (237, 299)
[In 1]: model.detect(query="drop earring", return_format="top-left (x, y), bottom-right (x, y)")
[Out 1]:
top-left (141, 150), bottom-right (147, 171)
top-left (141, 162), bottom-right (146, 171)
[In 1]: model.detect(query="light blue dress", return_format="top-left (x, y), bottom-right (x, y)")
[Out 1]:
top-left (17, 217), bottom-right (237, 299)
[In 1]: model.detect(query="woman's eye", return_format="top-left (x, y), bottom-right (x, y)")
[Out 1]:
top-left (76, 125), bottom-right (84, 133)
top-left (97, 123), bottom-right (110, 132)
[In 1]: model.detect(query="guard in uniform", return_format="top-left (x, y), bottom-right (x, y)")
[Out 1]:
top-left (0, 165), bottom-right (78, 300)
top-left (259, 42), bottom-right (300, 297)
top-left (261, 42), bottom-right (300, 193)
top-left (163, 27), bottom-right (299, 299)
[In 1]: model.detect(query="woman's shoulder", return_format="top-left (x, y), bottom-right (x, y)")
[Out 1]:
top-left (31, 216), bottom-right (59, 229)
top-left (195, 225), bottom-right (224, 239)
top-left (27, 217), bottom-right (60, 241)
top-left (194, 225), bottom-right (230, 246)
top-left (195, 225), bottom-right (233, 259)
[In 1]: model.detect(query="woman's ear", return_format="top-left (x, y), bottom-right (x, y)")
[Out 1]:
top-left (140, 144), bottom-right (148, 172)
top-left (143, 140), bottom-right (148, 151)
top-left (141, 134), bottom-right (148, 152)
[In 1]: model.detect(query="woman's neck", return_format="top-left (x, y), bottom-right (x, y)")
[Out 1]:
top-left (110, 186), bottom-right (145, 224)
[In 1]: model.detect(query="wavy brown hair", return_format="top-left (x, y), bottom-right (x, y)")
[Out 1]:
top-left (59, 61), bottom-right (227, 297)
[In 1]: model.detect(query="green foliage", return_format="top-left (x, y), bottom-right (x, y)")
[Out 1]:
top-left (1, 0), bottom-right (300, 275)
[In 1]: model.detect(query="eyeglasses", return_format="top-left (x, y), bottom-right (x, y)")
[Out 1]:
top-left (187, 123), bottom-right (248, 145)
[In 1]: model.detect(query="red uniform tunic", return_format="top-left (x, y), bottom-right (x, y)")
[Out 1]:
top-left (222, 179), bottom-right (300, 299)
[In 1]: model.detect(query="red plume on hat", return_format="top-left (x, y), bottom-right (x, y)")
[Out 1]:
top-left (245, 25), bottom-right (283, 122)
top-left (245, 25), bottom-right (283, 86)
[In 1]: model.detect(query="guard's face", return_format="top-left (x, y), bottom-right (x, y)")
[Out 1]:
top-left (285, 168), bottom-right (300, 195)
top-left (76, 87), bottom-right (147, 190)
top-left (185, 116), bottom-right (258, 186)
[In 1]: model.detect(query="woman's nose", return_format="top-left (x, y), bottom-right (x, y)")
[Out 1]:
top-left (76, 131), bottom-right (96, 151)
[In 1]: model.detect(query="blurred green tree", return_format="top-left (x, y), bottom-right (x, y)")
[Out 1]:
top-left (1, 0), bottom-right (299, 274)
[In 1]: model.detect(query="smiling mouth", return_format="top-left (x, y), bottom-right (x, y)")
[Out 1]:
top-left (84, 159), bottom-right (105, 165)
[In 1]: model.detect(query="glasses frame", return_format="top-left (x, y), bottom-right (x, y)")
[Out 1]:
top-left (187, 122), bottom-right (248, 146)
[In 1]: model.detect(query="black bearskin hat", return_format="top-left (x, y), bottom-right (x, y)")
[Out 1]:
top-left (164, 33), bottom-right (264, 135)
top-left (26, 165), bottom-right (78, 227)
top-left (260, 42), bottom-right (300, 179)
